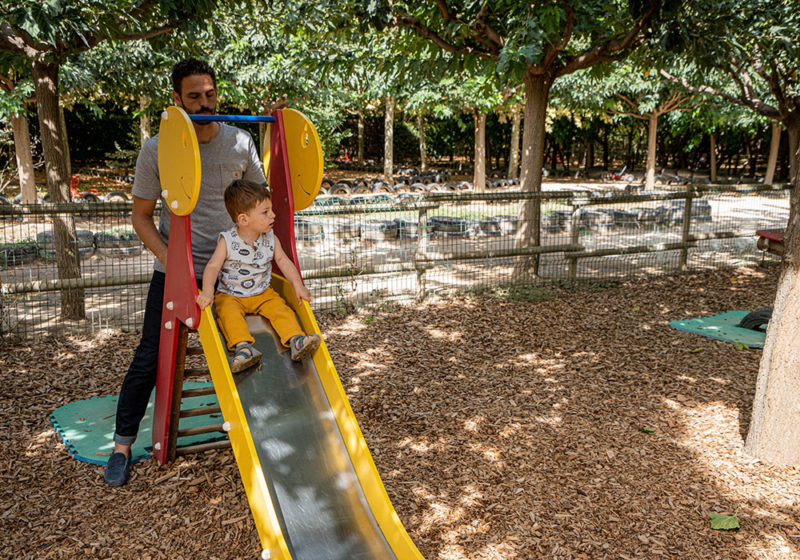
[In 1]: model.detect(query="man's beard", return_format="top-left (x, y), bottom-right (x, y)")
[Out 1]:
top-left (179, 96), bottom-right (216, 125)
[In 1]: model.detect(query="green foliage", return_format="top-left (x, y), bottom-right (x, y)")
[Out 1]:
top-left (708, 512), bottom-right (740, 531)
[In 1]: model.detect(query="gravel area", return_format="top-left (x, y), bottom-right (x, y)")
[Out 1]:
top-left (2, 263), bottom-right (798, 559)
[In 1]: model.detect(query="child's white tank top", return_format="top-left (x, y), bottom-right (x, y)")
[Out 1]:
top-left (217, 227), bottom-right (274, 297)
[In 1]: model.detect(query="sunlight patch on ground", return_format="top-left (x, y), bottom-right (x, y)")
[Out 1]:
top-left (463, 416), bottom-right (485, 433)
top-left (26, 429), bottom-right (56, 456)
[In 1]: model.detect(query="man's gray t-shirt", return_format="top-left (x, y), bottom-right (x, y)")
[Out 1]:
top-left (132, 123), bottom-right (267, 278)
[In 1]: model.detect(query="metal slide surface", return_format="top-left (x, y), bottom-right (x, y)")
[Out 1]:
top-left (238, 316), bottom-right (396, 559)
top-left (197, 276), bottom-right (423, 560)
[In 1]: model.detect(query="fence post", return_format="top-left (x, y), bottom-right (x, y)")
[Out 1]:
top-left (679, 189), bottom-right (694, 270)
top-left (567, 197), bottom-right (586, 280)
top-left (416, 206), bottom-right (428, 300)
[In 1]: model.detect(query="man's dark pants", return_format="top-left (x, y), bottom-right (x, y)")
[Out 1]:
top-left (113, 271), bottom-right (203, 445)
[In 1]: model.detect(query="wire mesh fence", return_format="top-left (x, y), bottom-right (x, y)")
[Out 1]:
top-left (0, 184), bottom-right (789, 338)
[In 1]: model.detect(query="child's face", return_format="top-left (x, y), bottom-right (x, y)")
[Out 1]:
top-left (240, 198), bottom-right (275, 233)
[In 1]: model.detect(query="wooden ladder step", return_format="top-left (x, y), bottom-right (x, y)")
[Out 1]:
top-left (183, 367), bottom-right (211, 378)
top-left (178, 423), bottom-right (225, 438)
top-left (180, 405), bottom-right (221, 418)
top-left (175, 439), bottom-right (231, 456)
top-left (182, 386), bottom-right (216, 398)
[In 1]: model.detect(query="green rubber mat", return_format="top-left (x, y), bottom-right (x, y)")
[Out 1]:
top-left (669, 311), bottom-right (766, 349)
top-left (50, 382), bottom-right (224, 465)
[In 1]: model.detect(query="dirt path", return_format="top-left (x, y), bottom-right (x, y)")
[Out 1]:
top-left (2, 263), bottom-right (798, 559)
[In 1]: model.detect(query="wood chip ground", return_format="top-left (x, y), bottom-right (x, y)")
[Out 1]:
top-left (2, 264), bottom-right (799, 559)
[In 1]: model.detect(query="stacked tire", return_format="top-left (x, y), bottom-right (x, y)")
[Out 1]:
top-left (37, 229), bottom-right (96, 261)
top-left (94, 230), bottom-right (144, 258)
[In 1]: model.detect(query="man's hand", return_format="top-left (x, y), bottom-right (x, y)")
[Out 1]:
top-left (294, 282), bottom-right (311, 305)
top-left (196, 291), bottom-right (213, 310)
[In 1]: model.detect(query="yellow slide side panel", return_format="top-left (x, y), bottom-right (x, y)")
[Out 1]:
top-left (271, 276), bottom-right (424, 559)
top-left (157, 106), bottom-right (201, 216)
top-left (197, 303), bottom-right (292, 560)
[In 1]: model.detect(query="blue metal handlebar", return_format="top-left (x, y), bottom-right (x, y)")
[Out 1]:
top-left (188, 114), bottom-right (276, 123)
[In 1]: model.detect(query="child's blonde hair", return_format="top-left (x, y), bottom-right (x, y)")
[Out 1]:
top-left (224, 179), bottom-right (270, 221)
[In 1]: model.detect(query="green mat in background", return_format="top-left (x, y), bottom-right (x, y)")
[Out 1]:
top-left (50, 382), bottom-right (224, 465)
top-left (669, 311), bottom-right (766, 349)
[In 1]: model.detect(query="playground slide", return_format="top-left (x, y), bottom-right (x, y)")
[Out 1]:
top-left (196, 275), bottom-right (423, 560)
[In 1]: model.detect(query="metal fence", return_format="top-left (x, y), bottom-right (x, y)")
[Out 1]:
top-left (0, 184), bottom-right (789, 338)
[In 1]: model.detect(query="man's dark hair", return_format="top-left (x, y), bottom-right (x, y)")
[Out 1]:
top-left (171, 59), bottom-right (216, 94)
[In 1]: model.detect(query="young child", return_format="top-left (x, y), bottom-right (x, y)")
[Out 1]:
top-left (196, 179), bottom-right (321, 372)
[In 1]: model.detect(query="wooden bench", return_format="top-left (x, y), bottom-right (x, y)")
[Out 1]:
top-left (756, 229), bottom-right (785, 256)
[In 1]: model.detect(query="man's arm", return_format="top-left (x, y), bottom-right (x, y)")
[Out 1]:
top-left (131, 195), bottom-right (168, 267)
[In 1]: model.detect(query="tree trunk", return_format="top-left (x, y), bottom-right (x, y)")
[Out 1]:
top-left (744, 141), bottom-right (800, 463)
top-left (139, 95), bottom-right (152, 147)
top-left (764, 122), bottom-right (781, 185)
top-left (473, 110), bottom-right (487, 192)
top-left (709, 132), bottom-right (717, 182)
top-left (417, 113), bottom-right (427, 172)
top-left (602, 124), bottom-right (609, 169)
top-left (357, 112), bottom-right (365, 163)
top-left (58, 104), bottom-right (71, 178)
top-left (786, 118), bottom-right (799, 183)
top-left (645, 113), bottom-right (658, 189)
top-left (11, 112), bottom-right (37, 204)
top-left (508, 107), bottom-right (521, 179)
top-left (514, 72), bottom-right (550, 279)
top-left (383, 95), bottom-right (394, 185)
top-left (31, 58), bottom-right (84, 320)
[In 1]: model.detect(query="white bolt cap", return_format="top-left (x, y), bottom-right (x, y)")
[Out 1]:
top-left (171, 200), bottom-right (178, 210)
top-left (222, 421), bottom-right (231, 432)
top-left (161, 189), bottom-right (169, 198)
top-left (261, 550), bottom-right (271, 560)
top-left (165, 321), bottom-right (173, 330)
top-left (161, 111), bottom-right (168, 120)
top-left (166, 301), bottom-right (174, 310)
top-left (154, 442), bottom-right (161, 451)
top-left (185, 317), bottom-right (194, 328)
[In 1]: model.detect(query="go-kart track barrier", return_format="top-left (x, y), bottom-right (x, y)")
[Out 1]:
top-left (0, 184), bottom-right (789, 338)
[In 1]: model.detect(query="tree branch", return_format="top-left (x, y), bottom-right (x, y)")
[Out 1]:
top-left (608, 108), bottom-right (648, 120)
top-left (0, 21), bottom-right (45, 57)
top-left (660, 69), bottom-right (780, 120)
top-left (392, 15), bottom-right (495, 59)
top-left (616, 93), bottom-right (641, 114)
top-left (471, 1), bottom-right (504, 54)
top-left (434, 0), bottom-right (452, 21)
top-left (556, 0), bottom-right (661, 77)
top-left (533, 0), bottom-right (573, 74)
top-left (0, 72), bottom-right (13, 92)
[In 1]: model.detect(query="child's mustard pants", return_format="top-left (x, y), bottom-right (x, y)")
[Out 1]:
top-left (214, 287), bottom-right (304, 350)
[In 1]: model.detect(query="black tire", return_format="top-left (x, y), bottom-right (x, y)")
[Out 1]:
top-left (94, 230), bottom-right (144, 257)
top-left (103, 191), bottom-right (129, 203)
top-left (737, 308), bottom-right (772, 331)
top-left (361, 219), bottom-right (399, 241)
top-left (294, 217), bottom-right (324, 241)
top-left (352, 184), bottom-right (372, 194)
top-left (371, 182), bottom-right (394, 193)
top-left (0, 243), bottom-right (38, 267)
top-left (329, 183), bottom-right (352, 195)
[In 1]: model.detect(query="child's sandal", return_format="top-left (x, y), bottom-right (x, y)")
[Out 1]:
top-left (290, 334), bottom-right (321, 362)
top-left (231, 342), bottom-right (262, 373)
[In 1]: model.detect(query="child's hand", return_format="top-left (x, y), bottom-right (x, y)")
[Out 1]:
top-left (196, 292), bottom-right (213, 310)
top-left (294, 283), bottom-right (311, 305)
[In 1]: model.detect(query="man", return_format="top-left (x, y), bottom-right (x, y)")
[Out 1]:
top-left (104, 59), bottom-right (267, 486)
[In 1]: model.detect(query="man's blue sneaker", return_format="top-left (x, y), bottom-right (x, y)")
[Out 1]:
top-left (104, 452), bottom-right (131, 486)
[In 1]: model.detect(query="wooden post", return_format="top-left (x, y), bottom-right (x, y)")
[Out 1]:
top-left (416, 206), bottom-right (428, 300)
top-left (679, 190), bottom-right (695, 270)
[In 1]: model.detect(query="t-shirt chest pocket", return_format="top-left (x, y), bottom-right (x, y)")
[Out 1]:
top-left (219, 163), bottom-right (246, 186)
